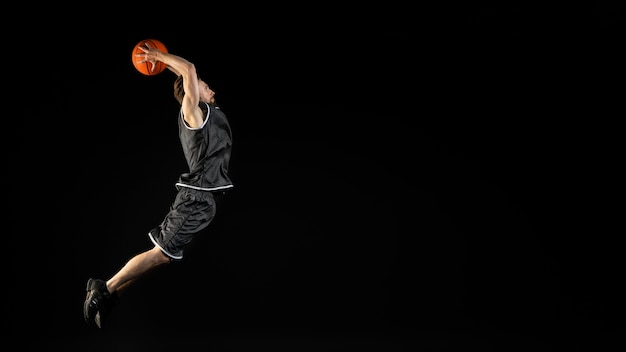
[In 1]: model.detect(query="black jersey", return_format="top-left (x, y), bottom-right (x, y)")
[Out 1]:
top-left (175, 102), bottom-right (234, 193)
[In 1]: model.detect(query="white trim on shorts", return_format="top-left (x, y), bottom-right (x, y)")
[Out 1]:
top-left (148, 231), bottom-right (183, 260)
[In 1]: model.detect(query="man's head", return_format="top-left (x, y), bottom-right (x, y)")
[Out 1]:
top-left (173, 75), bottom-right (216, 106)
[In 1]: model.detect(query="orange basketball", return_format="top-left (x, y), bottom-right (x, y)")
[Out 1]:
top-left (132, 39), bottom-right (168, 76)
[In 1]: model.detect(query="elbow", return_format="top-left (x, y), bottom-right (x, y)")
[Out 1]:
top-left (183, 62), bottom-right (198, 79)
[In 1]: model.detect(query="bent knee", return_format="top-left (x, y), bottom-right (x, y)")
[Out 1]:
top-left (158, 252), bottom-right (172, 264)
top-left (150, 246), bottom-right (173, 264)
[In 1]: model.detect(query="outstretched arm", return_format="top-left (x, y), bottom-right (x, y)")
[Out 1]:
top-left (136, 43), bottom-right (204, 128)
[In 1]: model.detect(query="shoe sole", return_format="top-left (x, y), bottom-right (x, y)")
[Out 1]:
top-left (95, 311), bottom-right (104, 328)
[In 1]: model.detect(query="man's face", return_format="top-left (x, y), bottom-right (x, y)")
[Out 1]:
top-left (199, 80), bottom-right (216, 105)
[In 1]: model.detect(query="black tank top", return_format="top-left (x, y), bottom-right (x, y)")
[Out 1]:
top-left (175, 102), bottom-right (234, 193)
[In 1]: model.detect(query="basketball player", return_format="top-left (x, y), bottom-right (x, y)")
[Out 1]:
top-left (83, 42), bottom-right (234, 328)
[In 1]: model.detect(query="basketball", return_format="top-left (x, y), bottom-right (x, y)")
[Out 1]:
top-left (132, 39), bottom-right (168, 76)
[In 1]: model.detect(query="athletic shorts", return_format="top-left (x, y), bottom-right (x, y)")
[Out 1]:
top-left (148, 186), bottom-right (216, 261)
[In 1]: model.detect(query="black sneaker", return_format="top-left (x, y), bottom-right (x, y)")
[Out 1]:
top-left (84, 278), bottom-right (119, 328)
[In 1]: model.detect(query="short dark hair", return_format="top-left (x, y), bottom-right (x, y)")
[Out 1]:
top-left (173, 75), bottom-right (184, 105)
top-left (173, 74), bottom-right (204, 105)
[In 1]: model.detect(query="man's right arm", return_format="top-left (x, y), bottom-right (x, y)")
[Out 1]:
top-left (145, 49), bottom-right (205, 128)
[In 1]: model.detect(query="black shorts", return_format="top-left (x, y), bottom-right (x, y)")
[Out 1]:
top-left (148, 187), bottom-right (216, 261)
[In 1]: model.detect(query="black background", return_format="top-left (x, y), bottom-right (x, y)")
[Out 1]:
top-left (6, 4), bottom-right (625, 351)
